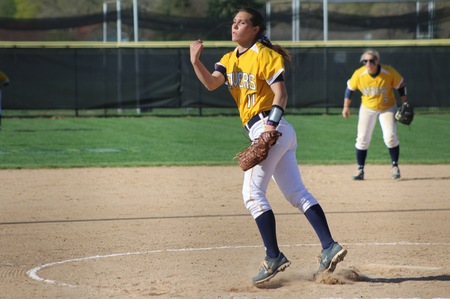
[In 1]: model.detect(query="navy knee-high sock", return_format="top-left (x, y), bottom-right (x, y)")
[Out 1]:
top-left (356, 148), bottom-right (367, 170)
top-left (304, 204), bottom-right (334, 250)
top-left (388, 145), bottom-right (400, 167)
top-left (255, 210), bottom-right (280, 258)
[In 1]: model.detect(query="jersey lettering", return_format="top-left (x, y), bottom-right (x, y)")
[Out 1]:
top-left (227, 72), bottom-right (256, 90)
top-left (361, 86), bottom-right (388, 103)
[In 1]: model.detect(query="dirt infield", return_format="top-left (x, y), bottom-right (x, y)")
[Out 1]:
top-left (1, 165), bottom-right (449, 299)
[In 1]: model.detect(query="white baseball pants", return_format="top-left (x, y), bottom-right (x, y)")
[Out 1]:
top-left (356, 104), bottom-right (399, 150)
top-left (242, 117), bottom-right (318, 219)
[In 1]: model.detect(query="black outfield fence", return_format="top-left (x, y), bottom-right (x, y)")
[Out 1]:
top-left (1, 40), bottom-right (449, 117)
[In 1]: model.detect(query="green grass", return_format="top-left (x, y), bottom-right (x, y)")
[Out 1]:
top-left (1, 114), bottom-right (449, 169)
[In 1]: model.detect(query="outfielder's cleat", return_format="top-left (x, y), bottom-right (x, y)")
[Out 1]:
top-left (316, 242), bottom-right (347, 274)
top-left (252, 252), bottom-right (291, 285)
top-left (352, 169), bottom-right (364, 180)
top-left (391, 166), bottom-right (401, 179)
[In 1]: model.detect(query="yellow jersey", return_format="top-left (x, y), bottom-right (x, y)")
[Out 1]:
top-left (347, 65), bottom-right (403, 110)
top-left (216, 42), bottom-right (285, 125)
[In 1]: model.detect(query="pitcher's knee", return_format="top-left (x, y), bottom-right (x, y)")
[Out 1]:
top-left (286, 191), bottom-right (318, 213)
top-left (245, 200), bottom-right (272, 219)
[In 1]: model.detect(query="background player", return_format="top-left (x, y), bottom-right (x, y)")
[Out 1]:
top-left (190, 7), bottom-right (346, 284)
top-left (342, 49), bottom-right (407, 180)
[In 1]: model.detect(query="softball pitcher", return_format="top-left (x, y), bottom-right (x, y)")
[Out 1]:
top-left (190, 7), bottom-right (346, 285)
top-left (342, 49), bottom-right (407, 180)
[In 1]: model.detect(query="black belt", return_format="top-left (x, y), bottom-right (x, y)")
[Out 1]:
top-left (244, 110), bottom-right (271, 132)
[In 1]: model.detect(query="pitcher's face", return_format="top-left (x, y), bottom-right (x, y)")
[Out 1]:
top-left (231, 11), bottom-right (259, 44)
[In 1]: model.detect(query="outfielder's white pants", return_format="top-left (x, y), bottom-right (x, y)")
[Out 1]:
top-left (242, 117), bottom-right (318, 219)
top-left (356, 104), bottom-right (399, 150)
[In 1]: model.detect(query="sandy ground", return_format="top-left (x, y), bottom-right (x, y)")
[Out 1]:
top-left (1, 165), bottom-right (449, 299)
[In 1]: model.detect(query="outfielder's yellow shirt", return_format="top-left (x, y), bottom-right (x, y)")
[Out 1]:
top-left (216, 42), bottom-right (285, 126)
top-left (347, 65), bottom-right (404, 111)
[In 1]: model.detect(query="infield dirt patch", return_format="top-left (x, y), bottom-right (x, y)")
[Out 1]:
top-left (1, 165), bottom-right (449, 298)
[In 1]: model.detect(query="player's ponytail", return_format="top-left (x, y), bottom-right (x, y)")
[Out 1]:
top-left (257, 34), bottom-right (292, 65)
top-left (239, 7), bottom-right (292, 65)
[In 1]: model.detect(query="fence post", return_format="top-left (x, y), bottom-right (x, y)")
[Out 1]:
top-left (74, 49), bottom-right (79, 117)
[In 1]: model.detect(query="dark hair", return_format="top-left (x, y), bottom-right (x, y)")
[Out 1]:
top-left (238, 7), bottom-right (292, 64)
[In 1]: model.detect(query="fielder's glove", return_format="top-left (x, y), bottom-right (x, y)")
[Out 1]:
top-left (395, 102), bottom-right (414, 125)
top-left (236, 130), bottom-right (282, 171)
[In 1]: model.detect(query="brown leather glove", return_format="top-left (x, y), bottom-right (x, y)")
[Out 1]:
top-left (237, 131), bottom-right (282, 171)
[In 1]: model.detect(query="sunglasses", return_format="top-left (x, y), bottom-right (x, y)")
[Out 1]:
top-left (362, 58), bottom-right (376, 65)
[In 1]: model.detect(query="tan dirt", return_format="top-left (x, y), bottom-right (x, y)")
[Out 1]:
top-left (1, 165), bottom-right (449, 299)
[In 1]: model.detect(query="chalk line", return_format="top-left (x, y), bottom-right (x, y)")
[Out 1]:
top-left (27, 241), bottom-right (450, 288)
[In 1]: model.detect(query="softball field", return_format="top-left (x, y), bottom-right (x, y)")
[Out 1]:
top-left (1, 165), bottom-right (449, 298)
